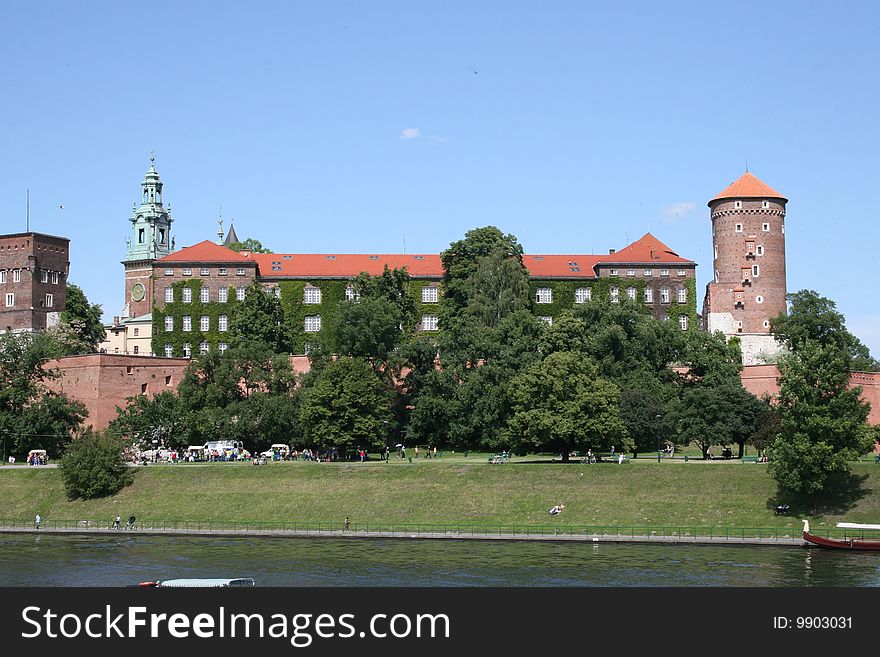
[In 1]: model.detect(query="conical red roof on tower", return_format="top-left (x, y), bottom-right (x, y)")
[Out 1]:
top-left (710, 172), bottom-right (786, 204)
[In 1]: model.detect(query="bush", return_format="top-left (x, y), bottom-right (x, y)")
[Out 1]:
top-left (60, 430), bottom-right (134, 499)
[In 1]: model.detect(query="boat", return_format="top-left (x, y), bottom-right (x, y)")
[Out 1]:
top-left (135, 578), bottom-right (255, 587)
top-left (802, 520), bottom-right (880, 551)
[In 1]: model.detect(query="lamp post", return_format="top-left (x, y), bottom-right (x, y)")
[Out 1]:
top-left (656, 414), bottom-right (662, 463)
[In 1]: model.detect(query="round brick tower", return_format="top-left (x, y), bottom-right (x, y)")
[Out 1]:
top-left (704, 172), bottom-right (787, 363)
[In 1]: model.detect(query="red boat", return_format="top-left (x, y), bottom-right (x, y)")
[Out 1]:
top-left (802, 520), bottom-right (880, 551)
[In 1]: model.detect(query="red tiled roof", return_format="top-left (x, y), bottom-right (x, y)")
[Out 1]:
top-left (523, 255), bottom-right (602, 278)
top-left (155, 240), bottom-right (252, 263)
top-left (155, 236), bottom-right (692, 278)
top-left (596, 233), bottom-right (694, 265)
top-left (250, 253), bottom-right (445, 278)
top-left (710, 172), bottom-right (786, 204)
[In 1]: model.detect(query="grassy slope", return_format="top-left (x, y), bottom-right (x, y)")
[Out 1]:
top-left (1, 458), bottom-right (878, 530)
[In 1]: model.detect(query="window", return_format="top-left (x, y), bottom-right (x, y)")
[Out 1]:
top-left (218, 342), bottom-right (228, 354)
top-left (734, 201), bottom-right (742, 209)
top-left (610, 269), bottom-right (619, 276)
top-left (13, 270), bottom-right (21, 283)
top-left (762, 223), bottom-right (770, 232)
top-left (660, 287), bottom-right (670, 303)
top-left (133, 327), bottom-right (139, 336)
top-left (660, 269), bottom-right (669, 276)
top-left (575, 287), bottom-right (591, 303)
top-left (51, 272), bottom-right (59, 284)
top-left (626, 269), bottom-right (635, 277)
top-left (643, 269), bottom-right (652, 277)
top-left (736, 321), bottom-right (743, 332)
top-left (756, 245), bottom-right (764, 256)
top-left (236, 268), bottom-right (246, 276)
top-left (200, 341), bottom-right (209, 355)
top-left (164, 345), bottom-right (173, 357)
top-left (610, 286), bottom-right (619, 303)
top-left (165, 268), bottom-right (174, 276)
top-left (218, 288), bottom-right (228, 303)
top-left (304, 287), bottom-right (322, 304)
top-left (752, 264), bottom-right (760, 277)
top-left (538, 316), bottom-right (553, 325)
top-left (714, 246), bottom-right (718, 260)
top-left (219, 268), bottom-right (227, 276)
top-left (183, 343), bottom-right (191, 357)
top-left (535, 287), bottom-right (552, 304)
top-left (200, 268), bottom-right (210, 276)
top-left (677, 270), bottom-right (686, 276)
top-left (304, 315), bottom-right (322, 332)
top-left (421, 286), bottom-right (439, 303)
top-left (626, 287), bottom-right (636, 300)
top-left (762, 200), bottom-right (770, 209)
top-left (236, 287), bottom-right (246, 301)
top-left (183, 316), bottom-right (192, 332)
top-left (182, 268), bottom-right (192, 276)
top-left (644, 287), bottom-right (653, 303)
top-left (274, 287), bottom-right (281, 299)
top-left (677, 288), bottom-right (687, 303)
top-left (200, 316), bottom-right (209, 332)
top-left (200, 288), bottom-right (210, 303)
top-left (345, 287), bottom-right (360, 302)
top-left (421, 314), bottom-right (439, 331)
top-left (756, 295), bottom-right (764, 304)
top-left (41, 270), bottom-right (48, 283)
top-left (763, 320), bottom-right (770, 329)
top-left (0, 271), bottom-right (5, 283)
top-left (182, 288), bottom-right (192, 303)
top-left (679, 315), bottom-right (688, 331)
top-left (45, 293), bottom-right (53, 307)
top-left (133, 346), bottom-right (140, 355)
top-left (219, 315), bottom-right (228, 332)
top-left (165, 316), bottom-right (174, 332)
top-left (5, 293), bottom-right (13, 307)
top-left (735, 224), bottom-right (743, 233)
top-left (165, 287), bottom-right (174, 303)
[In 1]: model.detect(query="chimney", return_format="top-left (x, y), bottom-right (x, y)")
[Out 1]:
top-left (609, 249), bottom-right (616, 255)
top-left (113, 316), bottom-right (120, 326)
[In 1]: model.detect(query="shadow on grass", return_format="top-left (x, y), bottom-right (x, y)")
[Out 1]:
top-left (767, 471), bottom-right (871, 517)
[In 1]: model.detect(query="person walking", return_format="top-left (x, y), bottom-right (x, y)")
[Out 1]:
top-left (35, 513), bottom-right (41, 529)
top-left (344, 516), bottom-right (351, 531)
top-left (113, 514), bottom-right (121, 530)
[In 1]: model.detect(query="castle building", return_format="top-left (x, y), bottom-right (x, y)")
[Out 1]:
top-left (702, 172), bottom-right (787, 364)
top-left (0, 232), bottom-right (69, 334)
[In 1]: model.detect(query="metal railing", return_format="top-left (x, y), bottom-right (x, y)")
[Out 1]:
top-left (2, 518), bottom-right (868, 541)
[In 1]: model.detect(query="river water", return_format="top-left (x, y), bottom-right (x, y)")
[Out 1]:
top-left (1, 534), bottom-right (878, 587)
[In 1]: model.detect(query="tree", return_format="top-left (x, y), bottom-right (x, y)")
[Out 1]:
top-left (768, 291), bottom-right (877, 506)
top-left (227, 237), bottom-right (271, 253)
top-left (618, 374), bottom-right (672, 458)
top-left (507, 351), bottom-right (628, 460)
top-left (50, 283), bottom-right (105, 355)
top-left (60, 429), bottom-right (134, 499)
top-left (230, 281), bottom-right (288, 352)
top-left (440, 226), bottom-right (525, 315)
top-left (769, 339), bottom-right (874, 505)
top-left (336, 295), bottom-right (405, 364)
top-left (0, 333), bottom-right (86, 458)
top-left (298, 357), bottom-right (392, 453)
top-left (464, 250), bottom-right (531, 328)
top-left (771, 290), bottom-right (878, 371)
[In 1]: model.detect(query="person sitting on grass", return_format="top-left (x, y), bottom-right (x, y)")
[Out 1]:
top-left (548, 504), bottom-right (565, 516)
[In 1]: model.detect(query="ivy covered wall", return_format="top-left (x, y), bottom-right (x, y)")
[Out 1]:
top-left (151, 279), bottom-right (241, 356)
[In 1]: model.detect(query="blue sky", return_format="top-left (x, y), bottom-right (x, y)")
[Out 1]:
top-left (2, 1), bottom-right (878, 355)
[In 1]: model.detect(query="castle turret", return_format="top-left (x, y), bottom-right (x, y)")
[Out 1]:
top-left (703, 172), bottom-right (787, 364)
top-left (122, 156), bottom-right (174, 318)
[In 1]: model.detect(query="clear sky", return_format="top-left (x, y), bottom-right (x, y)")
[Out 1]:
top-left (2, 1), bottom-right (878, 355)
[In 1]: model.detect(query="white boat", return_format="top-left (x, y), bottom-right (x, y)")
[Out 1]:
top-left (136, 578), bottom-right (255, 587)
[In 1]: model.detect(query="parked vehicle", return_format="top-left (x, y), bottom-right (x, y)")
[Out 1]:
top-left (27, 449), bottom-right (48, 465)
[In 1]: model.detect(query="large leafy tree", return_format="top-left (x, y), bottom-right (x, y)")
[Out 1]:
top-left (230, 281), bottom-right (288, 352)
top-left (50, 283), bottom-right (105, 355)
top-left (60, 429), bottom-right (133, 500)
top-left (508, 351), bottom-right (628, 460)
top-left (227, 237), bottom-right (271, 253)
top-left (768, 291), bottom-right (877, 506)
top-left (0, 333), bottom-right (86, 458)
top-left (298, 357), bottom-right (392, 453)
top-left (463, 250), bottom-right (531, 328)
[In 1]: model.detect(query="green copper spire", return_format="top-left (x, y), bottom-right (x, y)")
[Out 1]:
top-left (125, 154), bottom-right (174, 262)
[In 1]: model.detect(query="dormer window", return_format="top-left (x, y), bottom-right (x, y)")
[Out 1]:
top-left (734, 201), bottom-right (742, 209)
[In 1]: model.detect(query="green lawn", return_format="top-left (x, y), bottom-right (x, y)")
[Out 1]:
top-left (1, 457), bottom-right (878, 530)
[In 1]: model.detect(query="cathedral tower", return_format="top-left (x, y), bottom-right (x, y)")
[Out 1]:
top-left (122, 157), bottom-right (174, 318)
top-left (703, 172), bottom-right (787, 364)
